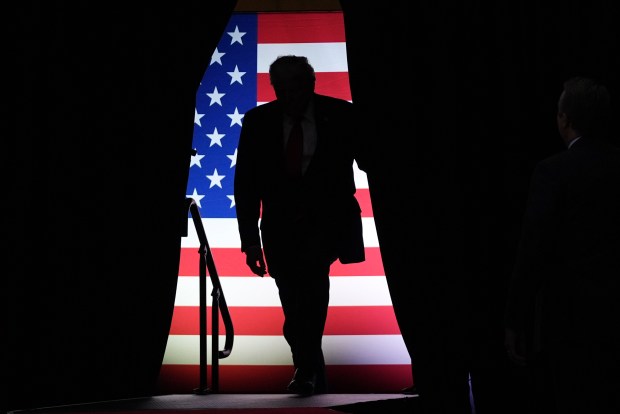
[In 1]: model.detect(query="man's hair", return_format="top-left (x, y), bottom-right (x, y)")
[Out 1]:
top-left (559, 76), bottom-right (611, 138)
top-left (269, 55), bottom-right (316, 87)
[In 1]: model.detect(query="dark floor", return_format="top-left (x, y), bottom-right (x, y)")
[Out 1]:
top-left (9, 393), bottom-right (420, 414)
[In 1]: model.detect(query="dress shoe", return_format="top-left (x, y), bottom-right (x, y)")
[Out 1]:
top-left (401, 384), bottom-right (417, 395)
top-left (287, 369), bottom-right (317, 396)
top-left (313, 371), bottom-right (328, 394)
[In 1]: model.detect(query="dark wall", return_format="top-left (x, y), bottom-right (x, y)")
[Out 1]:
top-left (8, 2), bottom-right (237, 412)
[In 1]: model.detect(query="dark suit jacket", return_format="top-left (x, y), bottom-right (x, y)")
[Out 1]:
top-left (234, 93), bottom-right (365, 268)
top-left (505, 136), bottom-right (620, 351)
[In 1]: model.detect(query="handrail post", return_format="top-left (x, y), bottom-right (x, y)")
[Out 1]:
top-left (193, 244), bottom-right (209, 395)
top-left (211, 287), bottom-right (220, 392)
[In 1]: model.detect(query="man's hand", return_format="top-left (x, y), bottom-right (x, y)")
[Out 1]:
top-left (504, 327), bottom-right (528, 366)
top-left (245, 245), bottom-right (267, 277)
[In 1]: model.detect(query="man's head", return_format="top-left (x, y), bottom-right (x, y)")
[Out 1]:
top-left (557, 76), bottom-right (611, 144)
top-left (269, 55), bottom-right (316, 118)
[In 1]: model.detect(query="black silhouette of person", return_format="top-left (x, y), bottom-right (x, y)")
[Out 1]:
top-left (234, 55), bottom-right (366, 396)
top-left (505, 76), bottom-right (620, 413)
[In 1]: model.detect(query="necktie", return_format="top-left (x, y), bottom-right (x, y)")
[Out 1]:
top-left (285, 119), bottom-right (304, 178)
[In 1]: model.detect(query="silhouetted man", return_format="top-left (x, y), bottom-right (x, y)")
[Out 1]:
top-left (505, 76), bottom-right (620, 413)
top-left (234, 55), bottom-right (366, 396)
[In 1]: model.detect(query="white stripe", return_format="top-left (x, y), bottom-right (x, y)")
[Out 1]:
top-left (174, 276), bottom-right (393, 307)
top-left (353, 161), bottom-right (368, 188)
top-left (162, 334), bottom-right (409, 365)
top-left (257, 100), bottom-right (353, 106)
top-left (182, 218), bottom-right (241, 248)
top-left (257, 43), bottom-right (348, 73)
top-left (181, 218), bottom-right (379, 248)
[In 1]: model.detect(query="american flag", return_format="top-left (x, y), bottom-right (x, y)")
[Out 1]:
top-left (158, 11), bottom-right (411, 394)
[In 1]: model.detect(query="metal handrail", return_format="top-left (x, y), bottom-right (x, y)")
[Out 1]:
top-left (186, 197), bottom-right (234, 394)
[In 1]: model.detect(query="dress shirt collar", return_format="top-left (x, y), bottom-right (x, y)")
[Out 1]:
top-left (567, 136), bottom-right (582, 149)
top-left (285, 98), bottom-right (314, 124)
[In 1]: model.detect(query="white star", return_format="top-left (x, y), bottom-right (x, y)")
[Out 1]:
top-left (227, 107), bottom-right (244, 127)
top-left (227, 195), bottom-right (235, 208)
top-left (190, 150), bottom-right (205, 167)
top-left (194, 108), bottom-right (205, 126)
top-left (206, 86), bottom-right (225, 106)
top-left (227, 148), bottom-right (237, 168)
top-left (186, 188), bottom-right (205, 208)
top-left (210, 47), bottom-right (225, 65)
top-left (207, 127), bottom-right (225, 147)
top-left (227, 65), bottom-right (246, 85)
top-left (206, 168), bottom-right (225, 189)
top-left (228, 25), bottom-right (246, 45)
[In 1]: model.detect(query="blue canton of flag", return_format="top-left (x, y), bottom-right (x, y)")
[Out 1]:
top-left (187, 14), bottom-right (258, 219)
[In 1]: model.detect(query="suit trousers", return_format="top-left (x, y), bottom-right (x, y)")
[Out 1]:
top-left (265, 216), bottom-right (334, 390)
top-left (273, 261), bottom-right (330, 382)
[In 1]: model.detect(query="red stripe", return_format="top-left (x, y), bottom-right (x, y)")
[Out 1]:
top-left (355, 188), bottom-right (372, 216)
top-left (257, 12), bottom-right (346, 44)
top-left (257, 72), bottom-right (352, 102)
top-left (169, 306), bottom-right (400, 335)
top-left (157, 364), bottom-right (412, 394)
top-left (179, 247), bottom-right (384, 277)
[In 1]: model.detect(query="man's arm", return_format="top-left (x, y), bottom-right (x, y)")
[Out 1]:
top-left (234, 110), bottom-right (265, 276)
top-left (505, 161), bottom-right (561, 364)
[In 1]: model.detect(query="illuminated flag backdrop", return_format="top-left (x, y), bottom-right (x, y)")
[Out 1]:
top-left (158, 11), bottom-right (412, 394)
